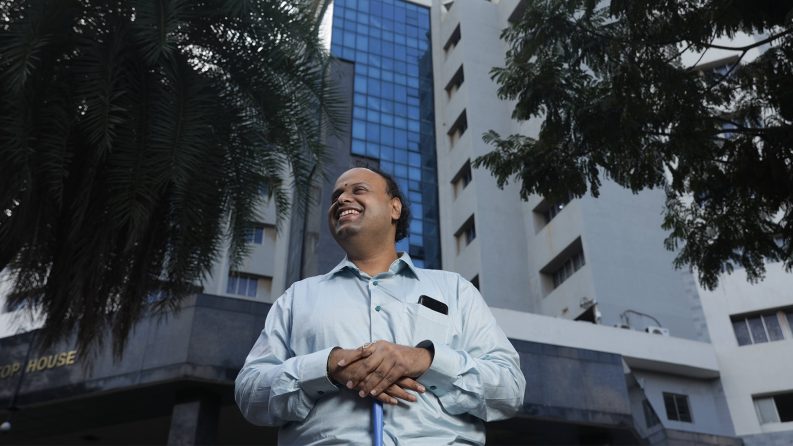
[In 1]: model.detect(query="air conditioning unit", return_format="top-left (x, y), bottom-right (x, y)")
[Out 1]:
top-left (645, 326), bottom-right (670, 336)
top-left (613, 323), bottom-right (631, 330)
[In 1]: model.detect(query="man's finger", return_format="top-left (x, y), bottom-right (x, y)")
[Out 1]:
top-left (347, 352), bottom-right (386, 389)
top-left (368, 364), bottom-right (405, 397)
top-left (375, 392), bottom-right (399, 405)
top-left (384, 383), bottom-right (417, 403)
top-left (396, 377), bottom-right (426, 393)
top-left (336, 345), bottom-right (372, 367)
top-left (358, 365), bottom-right (394, 398)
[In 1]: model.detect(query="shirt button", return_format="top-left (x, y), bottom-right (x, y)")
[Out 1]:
top-left (429, 385), bottom-right (437, 390)
top-left (372, 280), bottom-right (379, 286)
top-left (318, 391), bottom-right (324, 395)
top-left (375, 305), bottom-right (382, 312)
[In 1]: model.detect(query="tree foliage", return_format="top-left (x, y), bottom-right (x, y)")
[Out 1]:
top-left (0, 0), bottom-right (339, 355)
top-left (478, 0), bottom-right (793, 289)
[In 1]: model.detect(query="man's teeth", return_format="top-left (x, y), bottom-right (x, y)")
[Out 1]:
top-left (340, 209), bottom-right (360, 217)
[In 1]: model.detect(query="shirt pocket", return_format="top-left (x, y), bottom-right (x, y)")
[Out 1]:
top-left (410, 303), bottom-right (450, 346)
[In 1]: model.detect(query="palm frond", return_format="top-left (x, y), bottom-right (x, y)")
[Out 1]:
top-left (1, 0), bottom-right (341, 357)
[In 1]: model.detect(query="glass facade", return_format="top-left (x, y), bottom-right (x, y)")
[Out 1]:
top-left (331, 0), bottom-right (439, 268)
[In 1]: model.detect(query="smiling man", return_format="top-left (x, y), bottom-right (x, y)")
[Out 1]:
top-left (235, 168), bottom-right (525, 445)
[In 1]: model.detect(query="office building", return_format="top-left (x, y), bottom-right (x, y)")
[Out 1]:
top-left (1, 0), bottom-right (791, 444)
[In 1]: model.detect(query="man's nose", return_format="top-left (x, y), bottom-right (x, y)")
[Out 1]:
top-left (335, 190), bottom-right (353, 204)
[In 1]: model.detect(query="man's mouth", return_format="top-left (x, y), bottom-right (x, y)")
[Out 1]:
top-left (337, 208), bottom-right (361, 221)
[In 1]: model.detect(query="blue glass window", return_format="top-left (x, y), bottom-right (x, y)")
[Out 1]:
top-left (394, 164), bottom-right (407, 178)
top-left (394, 129), bottom-right (407, 147)
top-left (354, 77), bottom-right (367, 93)
top-left (366, 143), bottom-right (380, 158)
top-left (369, 79), bottom-right (381, 96)
top-left (332, 0), bottom-right (437, 267)
top-left (381, 127), bottom-right (394, 144)
top-left (352, 139), bottom-right (366, 155)
top-left (366, 123), bottom-right (380, 141)
top-left (382, 82), bottom-right (394, 98)
top-left (352, 122), bottom-right (365, 139)
top-left (356, 35), bottom-right (369, 51)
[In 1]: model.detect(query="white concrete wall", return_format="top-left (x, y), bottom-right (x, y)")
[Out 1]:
top-left (493, 307), bottom-right (720, 378)
top-left (578, 181), bottom-right (709, 341)
top-left (432, 0), bottom-right (709, 341)
top-left (202, 195), bottom-right (293, 303)
top-left (634, 370), bottom-right (735, 437)
top-left (699, 262), bottom-right (793, 436)
top-left (431, 0), bottom-right (532, 311)
top-left (1, 193), bottom-right (293, 339)
top-left (493, 307), bottom-right (735, 437)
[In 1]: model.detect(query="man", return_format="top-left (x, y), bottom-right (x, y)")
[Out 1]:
top-left (235, 168), bottom-right (525, 444)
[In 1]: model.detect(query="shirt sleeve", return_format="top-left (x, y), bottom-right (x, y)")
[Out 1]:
top-left (234, 286), bottom-right (340, 426)
top-left (416, 276), bottom-right (526, 422)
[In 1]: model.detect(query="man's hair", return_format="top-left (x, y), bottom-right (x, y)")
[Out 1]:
top-left (370, 168), bottom-right (411, 242)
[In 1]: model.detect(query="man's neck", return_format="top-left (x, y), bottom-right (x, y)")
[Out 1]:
top-left (346, 246), bottom-right (399, 276)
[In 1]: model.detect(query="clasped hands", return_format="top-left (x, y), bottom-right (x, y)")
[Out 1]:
top-left (327, 340), bottom-right (433, 405)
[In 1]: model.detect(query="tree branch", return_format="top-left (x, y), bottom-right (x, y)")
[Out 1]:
top-left (706, 28), bottom-right (793, 51)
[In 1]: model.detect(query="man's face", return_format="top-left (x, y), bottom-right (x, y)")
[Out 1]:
top-left (328, 168), bottom-right (402, 245)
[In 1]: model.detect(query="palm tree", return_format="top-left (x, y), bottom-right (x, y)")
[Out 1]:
top-left (0, 0), bottom-right (339, 356)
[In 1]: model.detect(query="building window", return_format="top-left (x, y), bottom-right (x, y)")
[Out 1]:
top-left (663, 393), bottom-right (692, 423)
top-left (445, 65), bottom-right (464, 98)
top-left (755, 392), bottom-right (793, 424)
top-left (540, 238), bottom-right (585, 293)
top-left (227, 272), bottom-right (272, 299)
top-left (455, 215), bottom-right (476, 253)
top-left (731, 309), bottom-right (793, 346)
top-left (533, 195), bottom-right (571, 230)
top-left (451, 160), bottom-right (472, 198)
top-left (447, 109), bottom-right (468, 145)
top-left (551, 250), bottom-right (585, 288)
top-left (245, 224), bottom-right (276, 245)
top-left (443, 24), bottom-right (461, 53)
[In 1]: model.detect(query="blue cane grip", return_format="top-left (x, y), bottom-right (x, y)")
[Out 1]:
top-left (373, 400), bottom-right (383, 446)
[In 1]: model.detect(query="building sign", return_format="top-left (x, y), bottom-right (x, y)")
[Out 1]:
top-left (0, 350), bottom-right (77, 379)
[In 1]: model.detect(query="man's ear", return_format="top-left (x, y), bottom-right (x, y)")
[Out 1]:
top-left (390, 197), bottom-right (402, 222)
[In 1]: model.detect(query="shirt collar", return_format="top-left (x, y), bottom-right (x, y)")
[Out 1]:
top-left (325, 252), bottom-right (420, 279)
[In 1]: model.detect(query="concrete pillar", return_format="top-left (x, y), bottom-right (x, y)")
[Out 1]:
top-left (167, 390), bottom-right (220, 445)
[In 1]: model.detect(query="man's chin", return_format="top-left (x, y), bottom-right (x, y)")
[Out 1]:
top-left (332, 226), bottom-right (358, 242)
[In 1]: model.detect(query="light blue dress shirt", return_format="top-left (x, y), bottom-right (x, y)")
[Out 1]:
top-left (235, 254), bottom-right (525, 445)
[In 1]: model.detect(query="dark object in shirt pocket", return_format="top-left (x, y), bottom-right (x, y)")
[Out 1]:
top-left (418, 294), bottom-right (448, 315)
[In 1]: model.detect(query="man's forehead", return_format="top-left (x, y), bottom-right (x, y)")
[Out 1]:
top-left (333, 168), bottom-right (385, 189)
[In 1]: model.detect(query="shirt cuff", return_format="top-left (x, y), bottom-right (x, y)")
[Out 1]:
top-left (416, 341), bottom-right (459, 397)
top-left (298, 347), bottom-right (341, 400)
